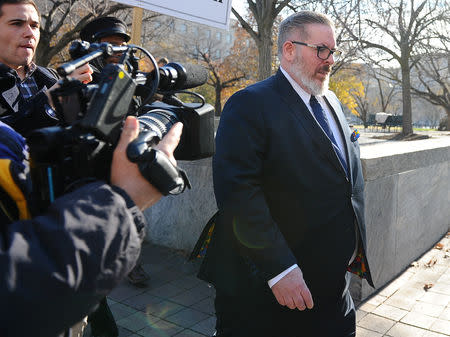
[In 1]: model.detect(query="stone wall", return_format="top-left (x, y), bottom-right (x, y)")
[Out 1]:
top-left (145, 135), bottom-right (450, 301)
top-left (350, 137), bottom-right (450, 300)
top-left (144, 157), bottom-right (217, 253)
top-left (144, 117), bottom-right (220, 253)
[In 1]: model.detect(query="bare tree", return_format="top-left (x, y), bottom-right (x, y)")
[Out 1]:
top-left (231, 0), bottom-right (291, 80)
top-left (373, 74), bottom-right (400, 114)
top-left (367, 32), bottom-right (449, 130)
top-left (335, 0), bottom-right (449, 135)
top-left (36, 0), bottom-right (132, 67)
top-left (140, 15), bottom-right (175, 54)
top-left (348, 66), bottom-right (375, 125)
top-left (317, 0), bottom-right (365, 75)
top-left (353, 86), bottom-right (370, 126)
top-left (410, 37), bottom-right (450, 130)
top-left (198, 50), bottom-right (246, 115)
top-left (231, 0), bottom-right (367, 81)
top-left (189, 25), bottom-right (255, 115)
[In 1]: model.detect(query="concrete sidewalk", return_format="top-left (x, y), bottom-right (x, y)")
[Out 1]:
top-left (88, 231), bottom-right (449, 337)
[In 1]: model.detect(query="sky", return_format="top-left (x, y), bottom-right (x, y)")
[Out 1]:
top-left (231, 0), bottom-right (248, 17)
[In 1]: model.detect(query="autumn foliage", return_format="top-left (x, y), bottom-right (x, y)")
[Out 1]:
top-left (329, 70), bottom-right (365, 117)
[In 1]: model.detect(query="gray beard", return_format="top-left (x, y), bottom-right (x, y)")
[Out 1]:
top-left (292, 55), bottom-right (329, 96)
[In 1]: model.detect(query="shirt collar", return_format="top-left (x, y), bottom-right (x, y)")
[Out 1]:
top-left (0, 62), bottom-right (37, 81)
top-left (25, 62), bottom-right (37, 77)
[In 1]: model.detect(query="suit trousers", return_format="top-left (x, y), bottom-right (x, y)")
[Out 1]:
top-left (214, 288), bottom-right (356, 337)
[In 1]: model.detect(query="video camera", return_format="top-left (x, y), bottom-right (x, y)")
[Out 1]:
top-left (28, 42), bottom-right (215, 211)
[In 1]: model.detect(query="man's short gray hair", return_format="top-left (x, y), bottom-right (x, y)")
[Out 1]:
top-left (277, 11), bottom-right (334, 57)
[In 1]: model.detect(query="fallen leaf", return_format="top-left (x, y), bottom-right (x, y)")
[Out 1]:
top-left (423, 283), bottom-right (434, 290)
top-left (425, 257), bottom-right (437, 267)
top-left (435, 243), bottom-right (444, 250)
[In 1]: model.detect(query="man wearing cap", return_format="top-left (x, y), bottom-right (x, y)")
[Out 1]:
top-left (79, 16), bottom-right (131, 82)
top-left (80, 16), bottom-right (150, 337)
top-left (80, 15), bottom-right (150, 287)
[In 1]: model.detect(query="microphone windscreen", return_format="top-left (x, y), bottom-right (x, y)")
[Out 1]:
top-left (181, 64), bottom-right (208, 89)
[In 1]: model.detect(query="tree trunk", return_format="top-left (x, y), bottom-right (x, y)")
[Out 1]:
top-left (233, 0), bottom-right (291, 81)
top-left (446, 107), bottom-right (450, 131)
top-left (400, 63), bottom-right (413, 135)
top-left (35, 35), bottom-right (53, 67)
top-left (215, 85), bottom-right (222, 116)
top-left (256, 32), bottom-right (273, 81)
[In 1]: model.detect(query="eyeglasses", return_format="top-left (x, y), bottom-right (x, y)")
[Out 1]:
top-left (290, 41), bottom-right (342, 61)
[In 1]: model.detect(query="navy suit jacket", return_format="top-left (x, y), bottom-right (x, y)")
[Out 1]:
top-left (199, 69), bottom-right (373, 303)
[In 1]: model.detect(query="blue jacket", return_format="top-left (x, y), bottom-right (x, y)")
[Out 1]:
top-left (0, 122), bottom-right (146, 337)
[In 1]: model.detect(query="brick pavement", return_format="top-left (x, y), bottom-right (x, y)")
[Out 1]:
top-left (356, 232), bottom-right (450, 337)
top-left (84, 232), bottom-right (449, 337)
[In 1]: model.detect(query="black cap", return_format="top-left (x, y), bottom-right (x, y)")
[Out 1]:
top-left (80, 17), bottom-right (131, 43)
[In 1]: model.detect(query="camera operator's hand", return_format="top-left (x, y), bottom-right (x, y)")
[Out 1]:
top-left (110, 116), bottom-right (183, 210)
top-left (67, 63), bottom-right (93, 84)
top-left (46, 64), bottom-right (94, 108)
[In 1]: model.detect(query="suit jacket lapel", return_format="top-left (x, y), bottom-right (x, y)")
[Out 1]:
top-left (274, 70), bottom-right (345, 175)
top-left (323, 93), bottom-right (354, 181)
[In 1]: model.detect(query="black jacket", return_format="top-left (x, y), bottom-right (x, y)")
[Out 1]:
top-left (0, 63), bottom-right (59, 136)
top-left (0, 122), bottom-right (146, 337)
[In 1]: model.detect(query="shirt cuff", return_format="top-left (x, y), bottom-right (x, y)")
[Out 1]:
top-left (267, 264), bottom-right (298, 288)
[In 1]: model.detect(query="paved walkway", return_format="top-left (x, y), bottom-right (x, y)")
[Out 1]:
top-left (82, 231), bottom-right (450, 337)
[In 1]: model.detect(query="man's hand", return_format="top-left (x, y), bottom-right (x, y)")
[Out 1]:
top-left (110, 116), bottom-right (183, 210)
top-left (46, 64), bottom-right (94, 107)
top-left (271, 267), bottom-right (314, 311)
top-left (67, 63), bottom-right (93, 84)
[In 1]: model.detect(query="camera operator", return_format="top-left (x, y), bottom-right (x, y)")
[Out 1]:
top-left (79, 16), bottom-right (130, 83)
top-left (0, 117), bottom-right (183, 337)
top-left (80, 15), bottom-right (152, 287)
top-left (78, 17), bottom-right (150, 337)
top-left (0, 0), bottom-right (93, 137)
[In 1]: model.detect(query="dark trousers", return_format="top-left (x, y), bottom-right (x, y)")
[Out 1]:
top-left (88, 297), bottom-right (118, 337)
top-left (214, 290), bottom-right (356, 337)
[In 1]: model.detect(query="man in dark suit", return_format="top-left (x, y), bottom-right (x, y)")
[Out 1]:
top-left (199, 11), bottom-right (374, 337)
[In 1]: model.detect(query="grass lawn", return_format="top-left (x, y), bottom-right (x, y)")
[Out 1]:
top-left (353, 125), bottom-right (440, 132)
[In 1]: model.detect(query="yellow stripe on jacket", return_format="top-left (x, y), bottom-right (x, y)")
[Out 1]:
top-left (0, 158), bottom-right (31, 220)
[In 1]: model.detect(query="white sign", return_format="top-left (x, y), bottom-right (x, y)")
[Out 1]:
top-left (113, 0), bottom-right (232, 30)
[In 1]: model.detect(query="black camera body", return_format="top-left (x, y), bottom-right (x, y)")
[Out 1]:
top-left (140, 101), bottom-right (214, 160)
top-left (28, 42), bottom-right (214, 211)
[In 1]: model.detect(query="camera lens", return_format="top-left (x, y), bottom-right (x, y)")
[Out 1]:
top-left (138, 108), bottom-right (180, 141)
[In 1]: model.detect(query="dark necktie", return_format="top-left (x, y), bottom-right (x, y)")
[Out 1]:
top-left (309, 95), bottom-right (349, 176)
